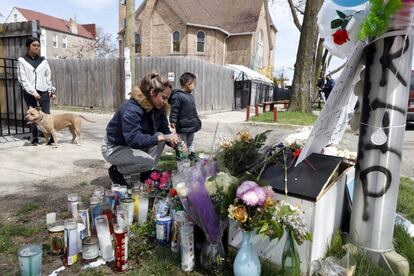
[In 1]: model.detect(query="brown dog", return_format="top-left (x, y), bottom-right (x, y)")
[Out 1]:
top-left (25, 107), bottom-right (95, 147)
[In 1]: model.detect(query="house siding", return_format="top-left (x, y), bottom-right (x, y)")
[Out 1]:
top-left (225, 35), bottom-right (252, 68)
top-left (133, 0), bottom-right (274, 74)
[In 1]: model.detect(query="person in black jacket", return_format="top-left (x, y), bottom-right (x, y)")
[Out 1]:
top-left (169, 72), bottom-right (202, 161)
top-left (101, 72), bottom-right (180, 186)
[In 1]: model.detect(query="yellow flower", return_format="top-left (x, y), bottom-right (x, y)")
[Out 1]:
top-left (228, 204), bottom-right (237, 219)
top-left (264, 197), bottom-right (275, 209)
top-left (236, 130), bottom-right (254, 143)
top-left (234, 205), bottom-right (248, 223)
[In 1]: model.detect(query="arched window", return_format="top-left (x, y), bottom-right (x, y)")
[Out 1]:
top-left (256, 30), bottom-right (264, 69)
top-left (135, 33), bottom-right (141, 54)
top-left (172, 31), bottom-right (180, 52)
top-left (197, 31), bottom-right (205, 52)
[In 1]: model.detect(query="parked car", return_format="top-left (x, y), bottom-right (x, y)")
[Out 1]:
top-left (408, 72), bottom-right (414, 122)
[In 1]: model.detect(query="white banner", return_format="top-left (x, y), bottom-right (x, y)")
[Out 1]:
top-left (296, 41), bottom-right (366, 165)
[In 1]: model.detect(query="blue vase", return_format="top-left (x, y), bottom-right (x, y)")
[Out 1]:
top-left (233, 231), bottom-right (261, 276)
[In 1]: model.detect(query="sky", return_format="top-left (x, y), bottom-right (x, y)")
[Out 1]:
top-left (0, 0), bottom-right (343, 84)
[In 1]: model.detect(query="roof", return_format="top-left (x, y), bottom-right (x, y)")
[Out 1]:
top-left (137, 0), bottom-right (268, 34)
top-left (15, 7), bottom-right (95, 39)
top-left (226, 64), bottom-right (273, 85)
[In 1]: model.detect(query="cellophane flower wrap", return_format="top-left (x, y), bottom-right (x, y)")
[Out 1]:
top-left (177, 161), bottom-right (228, 244)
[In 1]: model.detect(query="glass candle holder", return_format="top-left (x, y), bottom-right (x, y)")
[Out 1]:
top-left (138, 191), bottom-right (149, 225)
top-left (47, 221), bottom-right (65, 255)
top-left (18, 244), bottom-right (42, 276)
top-left (67, 193), bottom-right (79, 219)
top-left (82, 236), bottom-right (99, 260)
top-left (64, 218), bottom-right (78, 266)
top-left (114, 224), bottom-right (129, 272)
top-left (95, 215), bottom-right (114, 262)
top-left (180, 222), bottom-right (195, 272)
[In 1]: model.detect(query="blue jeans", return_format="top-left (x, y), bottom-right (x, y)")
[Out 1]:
top-left (23, 90), bottom-right (50, 140)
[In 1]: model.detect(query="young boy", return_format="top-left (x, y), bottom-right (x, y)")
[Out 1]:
top-left (169, 72), bottom-right (202, 160)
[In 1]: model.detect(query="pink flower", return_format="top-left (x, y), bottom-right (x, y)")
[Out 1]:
top-left (240, 187), bottom-right (266, 206)
top-left (236, 181), bottom-right (259, 198)
top-left (145, 178), bottom-right (152, 186)
top-left (162, 171), bottom-right (172, 178)
top-left (160, 175), bottom-right (169, 185)
top-left (263, 186), bottom-right (276, 200)
top-left (151, 171), bottom-right (161, 180)
top-left (159, 182), bottom-right (166, 190)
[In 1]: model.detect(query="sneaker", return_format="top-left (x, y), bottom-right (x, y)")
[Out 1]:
top-left (108, 165), bottom-right (128, 186)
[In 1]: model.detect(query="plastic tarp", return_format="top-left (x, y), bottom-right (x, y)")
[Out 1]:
top-left (225, 64), bottom-right (273, 85)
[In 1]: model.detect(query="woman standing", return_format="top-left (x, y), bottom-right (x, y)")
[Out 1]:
top-left (17, 37), bottom-right (56, 145)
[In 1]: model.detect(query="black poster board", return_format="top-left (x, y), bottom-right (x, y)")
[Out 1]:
top-left (261, 153), bottom-right (342, 202)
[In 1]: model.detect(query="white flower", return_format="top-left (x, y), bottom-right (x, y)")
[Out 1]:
top-left (176, 182), bottom-right (189, 197)
top-left (205, 180), bottom-right (217, 195)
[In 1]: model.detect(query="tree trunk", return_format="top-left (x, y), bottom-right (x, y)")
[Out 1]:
top-left (288, 0), bottom-right (323, 112)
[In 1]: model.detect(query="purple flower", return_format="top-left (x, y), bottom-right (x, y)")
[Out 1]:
top-left (241, 187), bottom-right (267, 206)
top-left (263, 186), bottom-right (276, 200)
top-left (236, 181), bottom-right (259, 198)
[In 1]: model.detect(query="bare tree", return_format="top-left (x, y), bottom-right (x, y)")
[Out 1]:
top-left (71, 28), bottom-right (118, 59)
top-left (288, 0), bottom-right (323, 112)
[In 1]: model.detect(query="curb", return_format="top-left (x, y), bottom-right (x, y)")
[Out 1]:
top-left (242, 121), bottom-right (312, 130)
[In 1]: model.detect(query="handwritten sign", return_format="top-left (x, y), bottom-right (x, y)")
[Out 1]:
top-left (296, 41), bottom-right (366, 165)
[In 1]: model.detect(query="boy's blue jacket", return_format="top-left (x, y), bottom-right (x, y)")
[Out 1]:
top-left (169, 89), bottom-right (202, 133)
top-left (106, 88), bottom-right (171, 149)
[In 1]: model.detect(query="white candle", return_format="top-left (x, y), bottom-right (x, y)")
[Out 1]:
top-left (95, 215), bottom-right (114, 262)
top-left (138, 192), bottom-right (149, 225)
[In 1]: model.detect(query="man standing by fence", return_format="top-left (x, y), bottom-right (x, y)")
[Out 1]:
top-left (17, 37), bottom-right (56, 145)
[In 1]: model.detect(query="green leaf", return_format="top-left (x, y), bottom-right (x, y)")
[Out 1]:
top-left (336, 10), bottom-right (347, 19)
top-left (341, 20), bottom-right (349, 29)
top-left (331, 19), bottom-right (343, 29)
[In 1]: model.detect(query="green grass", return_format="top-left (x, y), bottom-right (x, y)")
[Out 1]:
top-left (397, 177), bottom-right (414, 221)
top-left (251, 111), bottom-right (317, 125)
top-left (16, 202), bottom-right (40, 217)
top-left (157, 154), bottom-right (177, 171)
top-left (353, 252), bottom-right (390, 276)
top-left (324, 230), bottom-right (346, 259)
top-left (0, 223), bottom-right (41, 253)
top-left (394, 224), bottom-right (414, 275)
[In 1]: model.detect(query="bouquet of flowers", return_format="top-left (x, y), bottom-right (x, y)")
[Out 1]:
top-left (175, 161), bottom-right (230, 272)
top-left (205, 172), bottom-right (239, 218)
top-left (228, 180), bottom-right (279, 233)
top-left (142, 170), bottom-right (173, 197)
top-left (216, 130), bottom-right (271, 178)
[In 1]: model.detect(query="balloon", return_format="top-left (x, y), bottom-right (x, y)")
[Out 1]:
top-left (332, 0), bottom-right (368, 6)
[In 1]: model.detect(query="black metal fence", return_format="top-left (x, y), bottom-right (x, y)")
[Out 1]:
top-left (0, 58), bottom-right (30, 141)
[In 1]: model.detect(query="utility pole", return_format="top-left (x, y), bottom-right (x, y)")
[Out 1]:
top-left (124, 0), bottom-right (135, 98)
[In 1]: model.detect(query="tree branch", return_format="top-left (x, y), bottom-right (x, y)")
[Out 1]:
top-left (329, 62), bottom-right (346, 76)
top-left (287, 0), bottom-right (302, 31)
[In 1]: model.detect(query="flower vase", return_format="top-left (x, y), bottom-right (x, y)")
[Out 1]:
top-left (200, 239), bottom-right (226, 273)
top-left (281, 230), bottom-right (300, 276)
top-left (233, 231), bottom-right (261, 276)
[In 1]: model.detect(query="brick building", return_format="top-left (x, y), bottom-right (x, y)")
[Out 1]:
top-left (118, 0), bottom-right (277, 74)
top-left (4, 7), bottom-right (96, 59)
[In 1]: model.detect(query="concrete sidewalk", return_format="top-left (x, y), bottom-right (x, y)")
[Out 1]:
top-left (0, 109), bottom-right (277, 195)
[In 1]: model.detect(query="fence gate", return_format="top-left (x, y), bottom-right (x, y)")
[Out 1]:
top-left (0, 58), bottom-right (30, 141)
top-left (0, 21), bottom-right (39, 141)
